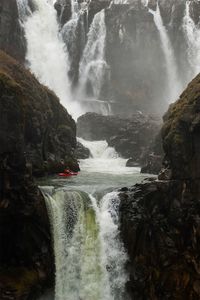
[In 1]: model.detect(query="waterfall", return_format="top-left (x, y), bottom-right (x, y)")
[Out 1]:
top-left (183, 1), bottom-right (200, 77)
top-left (78, 138), bottom-right (141, 174)
top-left (78, 9), bottom-right (109, 101)
top-left (43, 188), bottom-right (128, 300)
top-left (16, 0), bottom-right (31, 21)
top-left (150, 2), bottom-right (182, 102)
top-left (16, 0), bottom-right (82, 118)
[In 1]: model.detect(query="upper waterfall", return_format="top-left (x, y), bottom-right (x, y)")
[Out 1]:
top-left (149, 2), bottom-right (182, 103)
top-left (78, 9), bottom-right (109, 101)
top-left (183, 0), bottom-right (200, 78)
top-left (16, 0), bottom-right (82, 118)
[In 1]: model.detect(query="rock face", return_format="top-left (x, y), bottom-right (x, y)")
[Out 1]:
top-left (77, 112), bottom-right (161, 165)
top-left (75, 141), bottom-right (90, 159)
top-left (162, 74), bottom-right (200, 180)
top-left (0, 51), bottom-right (79, 176)
top-left (0, 0), bottom-right (26, 63)
top-left (0, 51), bottom-right (78, 299)
top-left (119, 73), bottom-right (200, 299)
top-left (140, 132), bottom-right (163, 174)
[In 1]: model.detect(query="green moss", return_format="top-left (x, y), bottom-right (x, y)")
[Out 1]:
top-left (0, 71), bottom-right (21, 93)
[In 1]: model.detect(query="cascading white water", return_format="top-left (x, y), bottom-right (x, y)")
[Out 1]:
top-left (150, 2), bottom-right (182, 102)
top-left (16, 0), bottom-right (82, 118)
top-left (43, 188), bottom-right (128, 300)
top-left (16, 0), bottom-right (31, 21)
top-left (141, 0), bottom-right (149, 7)
top-left (78, 138), bottom-right (140, 174)
top-left (183, 1), bottom-right (200, 77)
top-left (78, 9), bottom-right (109, 100)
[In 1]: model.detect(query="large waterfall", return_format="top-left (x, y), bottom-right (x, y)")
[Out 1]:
top-left (43, 188), bottom-right (128, 300)
top-left (149, 2), bottom-right (182, 103)
top-left (183, 0), bottom-right (200, 78)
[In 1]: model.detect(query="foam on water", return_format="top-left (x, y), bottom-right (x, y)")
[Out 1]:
top-left (78, 138), bottom-right (140, 174)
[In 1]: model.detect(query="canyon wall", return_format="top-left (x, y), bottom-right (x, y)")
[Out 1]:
top-left (120, 72), bottom-right (200, 300)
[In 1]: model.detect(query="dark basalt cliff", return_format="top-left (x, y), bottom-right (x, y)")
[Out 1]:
top-left (0, 0), bottom-right (26, 63)
top-left (0, 51), bottom-right (78, 299)
top-left (119, 74), bottom-right (200, 299)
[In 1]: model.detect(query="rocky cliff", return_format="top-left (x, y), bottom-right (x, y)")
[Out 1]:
top-left (0, 50), bottom-right (78, 299)
top-left (119, 73), bottom-right (200, 299)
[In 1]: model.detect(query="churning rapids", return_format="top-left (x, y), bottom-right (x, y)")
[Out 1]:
top-left (38, 140), bottom-right (148, 300)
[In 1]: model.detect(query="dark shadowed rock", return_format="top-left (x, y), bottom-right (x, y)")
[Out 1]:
top-left (120, 179), bottom-right (200, 299)
top-left (0, 0), bottom-right (26, 63)
top-left (0, 51), bottom-right (78, 299)
top-left (119, 73), bottom-right (200, 299)
top-left (141, 131), bottom-right (164, 175)
top-left (0, 51), bottom-right (79, 176)
top-left (75, 142), bottom-right (90, 159)
top-left (162, 73), bottom-right (200, 180)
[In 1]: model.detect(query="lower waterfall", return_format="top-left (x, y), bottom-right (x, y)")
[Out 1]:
top-left (43, 188), bottom-right (128, 300)
top-left (38, 140), bottom-right (148, 299)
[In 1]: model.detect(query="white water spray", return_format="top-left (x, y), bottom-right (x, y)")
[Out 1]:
top-left (150, 2), bottom-right (182, 102)
top-left (43, 188), bottom-right (128, 300)
top-left (183, 1), bottom-right (200, 77)
top-left (141, 0), bottom-right (149, 7)
top-left (78, 138), bottom-right (141, 174)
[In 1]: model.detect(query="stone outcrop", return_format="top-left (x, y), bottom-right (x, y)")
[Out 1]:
top-left (140, 132), bottom-right (163, 174)
top-left (119, 73), bottom-right (200, 299)
top-left (77, 112), bottom-right (161, 166)
top-left (0, 50), bottom-right (78, 299)
top-left (75, 141), bottom-right (90, 159)
top-left (0, 0), bottom-right (26, 63)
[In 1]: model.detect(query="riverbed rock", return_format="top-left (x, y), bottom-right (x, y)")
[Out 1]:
top-left (119, 73), bottom-right (200, 299)
top-left (77, 112), bottom-right (161, 166)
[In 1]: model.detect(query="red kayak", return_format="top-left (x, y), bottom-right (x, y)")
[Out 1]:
top-left (58, 172), bottom-right (78, 177)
